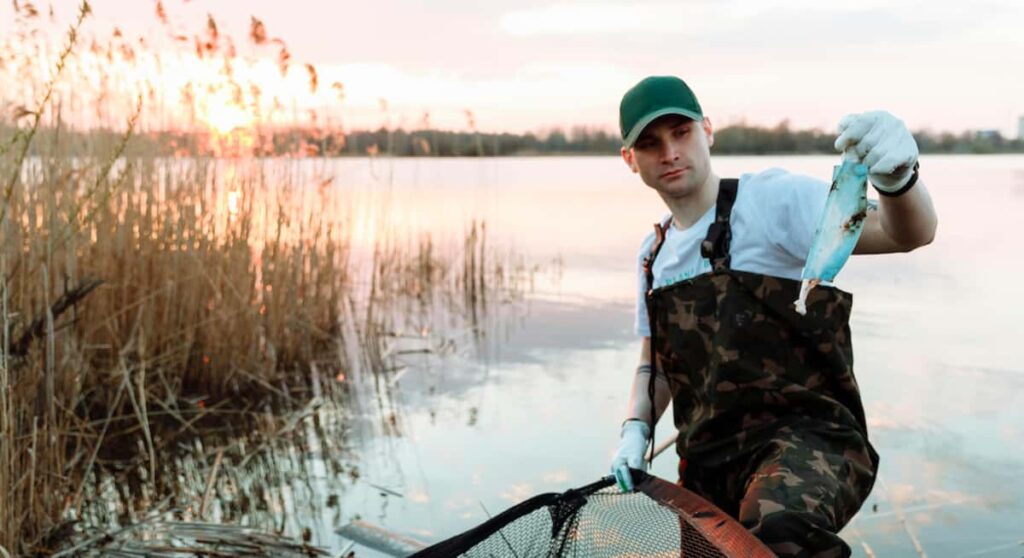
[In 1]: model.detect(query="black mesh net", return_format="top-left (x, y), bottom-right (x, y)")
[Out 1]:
top-left (411, 470), bottom-right (774, 558)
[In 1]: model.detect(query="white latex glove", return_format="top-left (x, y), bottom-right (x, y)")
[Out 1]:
top-left (610, 420), bottom-right (650, 492)
top-left (834, 111), bottom-right (919, 193)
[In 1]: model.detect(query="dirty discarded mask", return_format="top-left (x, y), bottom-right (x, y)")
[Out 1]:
top-left (796, 157), bottom-right (869, 314)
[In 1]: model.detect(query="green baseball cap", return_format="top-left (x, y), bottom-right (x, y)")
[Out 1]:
top-left (619, 76), bottom-right (704, 147)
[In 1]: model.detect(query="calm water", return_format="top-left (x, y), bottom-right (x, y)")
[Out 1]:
top-left (328, 154), bottom-right (1024, 557)
top-left (91, 155), bottom-right (1024, 557)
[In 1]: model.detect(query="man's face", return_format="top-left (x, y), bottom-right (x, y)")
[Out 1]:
top-left (621, 115), bottom-right (714, 198)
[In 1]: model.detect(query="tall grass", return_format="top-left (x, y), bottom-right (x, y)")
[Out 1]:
top-left (0, 135), bottom-right (354, 553)
top-left (0, 3), bottom-right (527, 554)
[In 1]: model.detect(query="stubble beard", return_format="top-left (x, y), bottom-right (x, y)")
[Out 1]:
top-left (654, 168), bottom-right (704, 200)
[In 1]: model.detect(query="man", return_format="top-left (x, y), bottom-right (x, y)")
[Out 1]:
top-left (609, 76), bottom-right (937, 557)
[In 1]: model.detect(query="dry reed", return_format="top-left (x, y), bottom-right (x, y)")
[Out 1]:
top-left (0, 131), bottom-right (354, 554)
top-left (0, 4), bottom-right (530, 554)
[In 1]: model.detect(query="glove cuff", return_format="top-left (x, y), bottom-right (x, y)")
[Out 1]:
top-left (621, 419), bottom-right (651, 439)
top-left (877, 161), bottom-right (920, 197)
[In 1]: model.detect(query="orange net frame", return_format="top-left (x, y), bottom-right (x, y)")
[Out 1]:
top-left (411, 470), bottom-right (773, 558)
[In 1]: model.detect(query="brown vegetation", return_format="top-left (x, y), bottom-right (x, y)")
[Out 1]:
top-left (0, 101), bottom-right (352, 558)
top-left (0, 3), bottom-right (530, 554)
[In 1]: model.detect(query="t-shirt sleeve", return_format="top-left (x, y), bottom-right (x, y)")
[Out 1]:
top-left (753, 169), bottom-right (831, 263)
top-left (634, 232), bottom-right (656, 338)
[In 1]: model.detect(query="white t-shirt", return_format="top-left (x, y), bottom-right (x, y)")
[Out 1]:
top-left (634, 168), bottom-right (830, 337)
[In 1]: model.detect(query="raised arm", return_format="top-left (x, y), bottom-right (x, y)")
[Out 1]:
top-left (855, 183), bottom-right (937, 254)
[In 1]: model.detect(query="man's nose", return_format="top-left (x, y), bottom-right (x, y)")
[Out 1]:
top-left (659, 142), bottom-right (679, 162)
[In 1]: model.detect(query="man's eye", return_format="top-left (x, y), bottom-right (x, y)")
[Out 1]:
top-left (674, 128), bottom-right (689, 138)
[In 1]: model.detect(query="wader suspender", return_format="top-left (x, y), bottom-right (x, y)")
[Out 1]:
top-left (641, 178), bottom-right (739, 465)
top-left (700, 179), bottom-right (739, 271)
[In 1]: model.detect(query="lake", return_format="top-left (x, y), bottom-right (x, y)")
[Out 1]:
top-left (89, 154), bottom-right (1024, 557)
top-left (332, 154), bottom-right (1023, 557)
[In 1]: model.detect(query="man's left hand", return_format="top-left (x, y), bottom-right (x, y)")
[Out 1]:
top-left (610, 420), bottom-right (649, 492)
top-left (834, 111), bottom-right (919, 194)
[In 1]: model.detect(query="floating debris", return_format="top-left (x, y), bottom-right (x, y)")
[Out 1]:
top-left (65, 520), bottom-right (329, 557)
top-left (336, 520), bottom-right (428, 557)
top-left (366, 481), bottom-right (406, 498)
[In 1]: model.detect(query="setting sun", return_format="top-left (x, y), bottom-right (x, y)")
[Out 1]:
top-left (202, 93), bottom-right (253, 134)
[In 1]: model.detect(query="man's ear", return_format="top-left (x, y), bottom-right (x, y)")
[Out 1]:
top-left (621, 146), bottom-right (638, 173)
top-left (703, 117), bottom-right (714, 148)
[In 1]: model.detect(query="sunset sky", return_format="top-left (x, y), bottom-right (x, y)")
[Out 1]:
top-left (5, 0), bottom-right (1023, 136)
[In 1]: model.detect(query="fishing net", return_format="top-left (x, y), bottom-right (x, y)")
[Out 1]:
top-left (411, 470), bottom-right (773, 557)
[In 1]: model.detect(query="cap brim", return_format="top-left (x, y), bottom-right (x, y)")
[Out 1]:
top-left (623, 107), bottom-right (703, 147)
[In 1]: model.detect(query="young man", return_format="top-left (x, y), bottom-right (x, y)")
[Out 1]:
top-left (609, 76), bottom-right (937, 557)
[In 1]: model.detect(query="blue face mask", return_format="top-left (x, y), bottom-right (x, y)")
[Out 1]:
top-left (795, 158), bottom-right (869, 314)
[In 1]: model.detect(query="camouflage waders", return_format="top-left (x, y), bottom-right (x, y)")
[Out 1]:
top-left (644, 178), bottom-right (878, 557)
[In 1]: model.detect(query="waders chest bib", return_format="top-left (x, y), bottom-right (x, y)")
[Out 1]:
top-left (644, 179), bottom-right (878, 556)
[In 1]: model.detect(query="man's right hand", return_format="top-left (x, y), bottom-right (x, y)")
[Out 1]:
top-left (833, 110), bottom-right (919, 194)
top-left (610, 419), bottom-right (650, 492)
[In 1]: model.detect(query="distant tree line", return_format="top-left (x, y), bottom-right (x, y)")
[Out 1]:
top-left (272, 125), bottom-right (624, 157)
top-left (308, 123), bottom-right (1024, 156)
top-left (9, 121), bottom-right (1024, 157)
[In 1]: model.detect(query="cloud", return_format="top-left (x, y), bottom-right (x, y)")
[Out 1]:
top-left (542, 470), bottom-right (571, 484)
top-left (499, 2), bottom-right (728, 36)
top-left (497, 0), bottom-right (1000, 45)
top-left (499, 482), bottom-right (535, 503)
top-left (308, 61), bottom-right (630, 132)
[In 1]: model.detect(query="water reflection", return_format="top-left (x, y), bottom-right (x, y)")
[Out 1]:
top-left (76, 221), bottom-right (538, 555)
top-left (78, 155), bottom-right (1023, 557)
